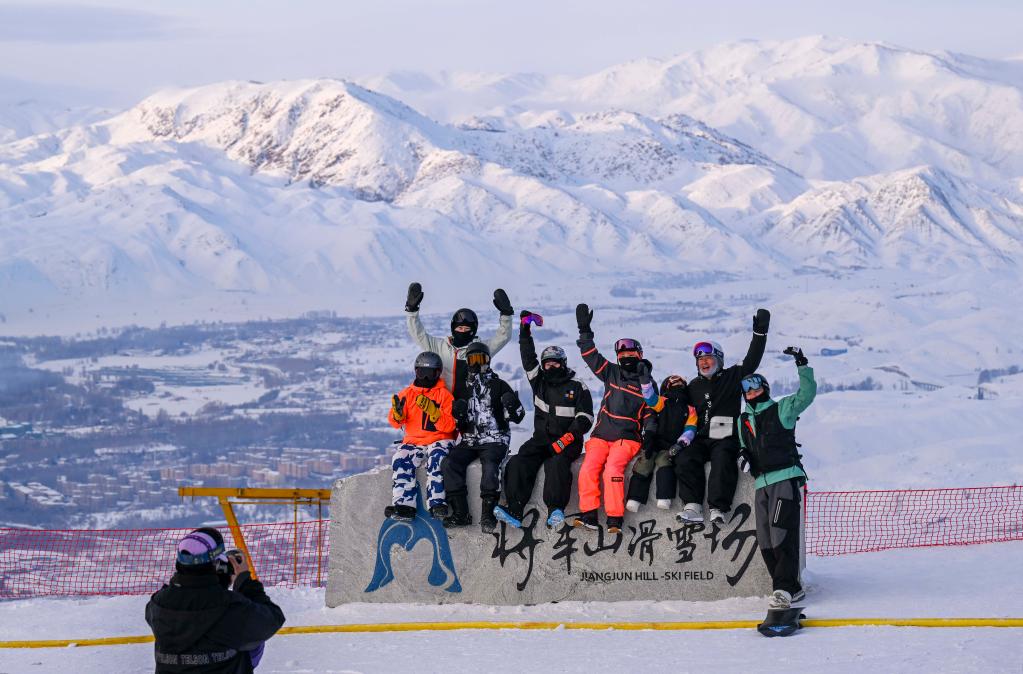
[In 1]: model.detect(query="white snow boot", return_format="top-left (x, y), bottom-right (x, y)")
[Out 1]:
top-left (676, 503), bottom-right (703, 523)
top-left (625, 499), bottom-right (641, 513)
top-left (656, 499), bottom-right (671, 510)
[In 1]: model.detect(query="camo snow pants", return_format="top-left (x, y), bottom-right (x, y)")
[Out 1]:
top-left (391, 440), bottom-right (452, 509)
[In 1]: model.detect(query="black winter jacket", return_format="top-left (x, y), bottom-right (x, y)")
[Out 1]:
top-left (145, 571), bottom-right (285, 674)
top-left (577, 334), bottom-right (657, 443)
top-left (685, 332), bottom-right (766, 439)
top-left (520, 332), bottom-right (594, 444)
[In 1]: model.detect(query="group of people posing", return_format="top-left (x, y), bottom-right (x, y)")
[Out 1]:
top-left (387, 282), bottom-right (817, 609)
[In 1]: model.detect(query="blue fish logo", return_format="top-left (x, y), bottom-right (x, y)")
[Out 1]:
top-left (365, 491), bottom-right (461, 593)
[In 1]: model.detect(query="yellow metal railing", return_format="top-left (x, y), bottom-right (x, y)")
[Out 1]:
top-left (177, 487), bottom-right (331, 582)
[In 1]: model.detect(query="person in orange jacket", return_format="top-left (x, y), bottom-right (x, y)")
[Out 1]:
top-left (384, 351), bottom-right (457, 522)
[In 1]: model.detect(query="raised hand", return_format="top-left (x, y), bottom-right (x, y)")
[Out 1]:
top-left (391, 395), bottom-right (405, 422)
top-left (405, 282), bottom-right (424, 313)
top-left (493, 289), bottom-right (513, 316)
top-left (575, 303), bottom-right (593, 334)
top-left (753, 308), bottom-right (770, 335)
top-left (783, 346), bottom-right (808, 367)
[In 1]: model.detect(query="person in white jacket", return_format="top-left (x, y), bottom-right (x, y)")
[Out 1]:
top-left (404, 282), bottom-right (514, 400)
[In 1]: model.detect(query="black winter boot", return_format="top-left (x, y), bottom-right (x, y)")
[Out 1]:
top-left (480, 496), bottom-right (498, 533)
top-left (572, 510), bottom-right (599, 530)
top-left (443, 492), bottom-right (472, 528)
top-left (385, 505), bottom-right (416, 521)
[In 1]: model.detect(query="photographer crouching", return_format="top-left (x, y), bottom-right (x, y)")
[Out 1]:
top-left (145, 527), bottom-right (285, 673)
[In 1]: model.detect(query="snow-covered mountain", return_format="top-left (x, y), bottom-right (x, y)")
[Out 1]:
top-left (363, 36), bottom-right (1023, 184)
top-left (1, 37), bottom-right (1022, 328)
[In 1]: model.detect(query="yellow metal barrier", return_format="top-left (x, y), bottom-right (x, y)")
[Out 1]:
top-left (3, 618), bottom-right (1023, 648)
top-left (177, 487), bottom-right (331, 582)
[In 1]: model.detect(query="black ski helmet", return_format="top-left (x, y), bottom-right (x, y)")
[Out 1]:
top-left (741, 373), bottom-right (770, 396)
top-left (451, 308), bottom-right (478, 336)
top-left (465, 341), bottom-right (491, 372)
top-left (660, 374), bottom-right (687, 396)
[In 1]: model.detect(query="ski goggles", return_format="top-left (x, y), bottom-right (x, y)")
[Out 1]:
top-left (741, 374), bottom-right (768, 393)
top-left (693, 342), bottom-right (716, 357)
top-left (615, 338), bottom-right (642, 353)
top-left (466, 352), bottom-right (490, 367)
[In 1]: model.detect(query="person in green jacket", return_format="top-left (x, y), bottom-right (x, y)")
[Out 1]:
top-left (736, 346), bottom-right (816, 611)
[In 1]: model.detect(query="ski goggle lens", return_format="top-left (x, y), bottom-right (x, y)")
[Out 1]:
top-left (615, 338), bottom-right (641, 352)
top-left (466, 352), bottom-right (490, 367)
top-left (693, 342), bottom-right (716, 357)
top-left (741, 375), bottom-right (767, 393)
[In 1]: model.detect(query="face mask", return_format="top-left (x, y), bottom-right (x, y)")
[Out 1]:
top-left (414, 367), bottom-right (440, 388)
top-left (747, 390), bottom-right (771, 405)
top-left (618, 356), bottom-right (640, 372)
top-left (452, 331), bottom-right (474, 348)
top-left (665, 384), bottom-right (687, 401)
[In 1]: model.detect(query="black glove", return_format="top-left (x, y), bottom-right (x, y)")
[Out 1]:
top-left (784, 346), bottom-right (808, 367)
top-left (642, 437), bottom-right (657, 460)
top-left (635, 361), bottom-right (651, 381)
top-left (753, 308), bottom-right (771, 335)
top-left (520, 310), bottom-right (532, 336)
top-left (667, 443), bottom-right (684, 458)
top-left (500, 391), bottom-right (519, 413)
top-left (405, 282), bottom-right (424, 313)
top-left (451, 399), bottom-right (468, 422)
top-left (575, 303), bottom-right (593, 335)
top-left (493, 289), bottom-right (513, 316)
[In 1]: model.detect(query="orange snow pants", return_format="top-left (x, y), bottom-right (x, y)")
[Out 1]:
top-left (578, 437), bottom-right (642, 517)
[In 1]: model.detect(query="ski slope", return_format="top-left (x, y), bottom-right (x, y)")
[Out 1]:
top-left (1, 541), bottom-right (1020, 672)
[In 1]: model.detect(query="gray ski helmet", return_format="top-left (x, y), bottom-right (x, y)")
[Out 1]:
top-left (451, 308), bottom-right (478, 336)
top-left (540, 345), bottom-right (567, 366)
top-left (693, 340), bottom-right (724, 364)
top-left (414, 351), bottom-right (443, 371)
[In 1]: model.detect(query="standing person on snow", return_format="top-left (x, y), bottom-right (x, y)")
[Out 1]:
top-left (737, 347), bottom-right (816, 610)
top-left (674, 309), bottom-right (770, 524)
top-left (384, 351), bottom-right (457, 522)
top-left (404, 282), bottom-right (514, 400)
top-left (145, 528), bottom-right (285, 674)
top-left (625, 375), bottom-right (698, 513)
top-left (441, 341), bottom-right (525, 533)
top-left (494, 310), bottom-right (595, 530)
top-left (572, 303), bottom-right (661, 534)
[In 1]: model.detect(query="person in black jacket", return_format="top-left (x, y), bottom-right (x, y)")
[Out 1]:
top-left (145, 527), bottom-right (285, 674)
top-left (495, 310), bottom-right (595, 530)
top-left (573, 303), bottom-right (661, 534)
top-left (674, 309), bottom-right (769, 525)
top-left (442, 341), bottom-right (525, 533)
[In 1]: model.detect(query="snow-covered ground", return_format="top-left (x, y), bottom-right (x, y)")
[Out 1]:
top-left (1, 541), bottom-right (1021, 672)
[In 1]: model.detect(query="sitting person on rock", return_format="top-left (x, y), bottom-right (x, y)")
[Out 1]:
top-left (404, 282), bottom-right (514, 400)
top-left (572, 303), bottom-right (662, 534)
top-left (674, 308), bottom-right (769, 525)
top-left (442, 342), bottom-right (525, 533)
top-left (495, 310), bottom-right (594, 530)
top-left (625, 375), bottom-right (697, 513)
top-left (384, 351), bottom-right (457, 521)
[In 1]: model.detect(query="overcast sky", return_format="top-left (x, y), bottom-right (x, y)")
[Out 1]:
top-left (2, 0), bottom-right (1023, 107)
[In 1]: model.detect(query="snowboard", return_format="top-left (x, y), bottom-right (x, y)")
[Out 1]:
top-left (757, 607), bottom-right (805, 637)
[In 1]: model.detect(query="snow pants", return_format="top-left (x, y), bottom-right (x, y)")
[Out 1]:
top-left (391, 440), bottom-right (452, 509)
top-left (673, 436), bottom-right (739, 512)
top-left (503, 435), bottom-right (582, 518)
top-left (578, 437), bottom-right (642, 517)
top-left (755, 478), bottom-right (803, 595)
top-left (625, 449), bottom-right (676, 505)
top-left (441, 440), bottom-right (508, 511)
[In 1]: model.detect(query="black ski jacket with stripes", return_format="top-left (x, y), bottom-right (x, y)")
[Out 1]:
top-left (577, 334), bottom-right (659, 444)
top-left (520, 331), bottom-right (594, 444)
